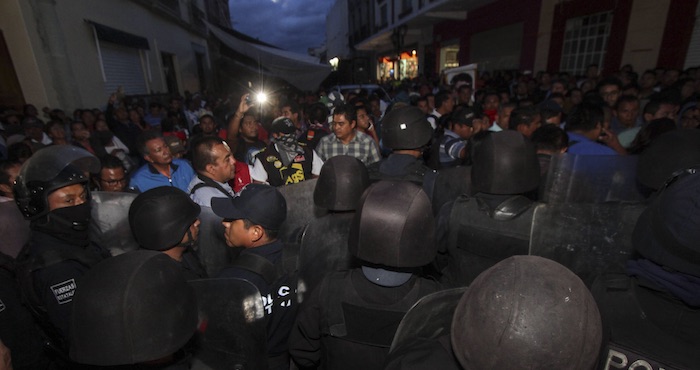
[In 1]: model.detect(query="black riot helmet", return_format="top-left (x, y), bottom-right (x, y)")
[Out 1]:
top-left (314, 155), bottom-right (370, 211)
top-left (129, 186), bottom-right (201, 251)
top-left (451, 255), bottom-right (602, 370)
top-left (381, 106), bottom-right (433, 150)
top-left (13, 145), bottom-right (100, 220)
top-left (348, 180), bottom-right (436, 268)
top-left (633, 168), bottom-right (700, 277)
top-left (471, 130), bottom-right (540, 195)
top-left (636, 129), bottom-right (700, 191)
top-left (70, 250), bottom-right (197, 366)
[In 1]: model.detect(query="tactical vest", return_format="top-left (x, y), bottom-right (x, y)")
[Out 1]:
top-left (595, 274), bottom-right (699, 370)
top-left (367, 157), bottom-right (428, 185)
top-left (317, 271), bottom-right (437, 370)
top-left (15, 240), bottom-right (104, 352)
top-left (229, 243), bottom-right (301, 366)
top-left (256, 145), bottom-right (314, 187)
top-left (442, 194), bottom-right (535, 287)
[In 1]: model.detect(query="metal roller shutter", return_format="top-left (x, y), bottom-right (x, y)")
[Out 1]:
top-left (101, 42), bottom-right (147, 96)
top-left (684, 2), bottom-right (700, 69)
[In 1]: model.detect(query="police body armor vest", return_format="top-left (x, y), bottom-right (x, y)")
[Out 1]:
top-left (596, 274), bottom-right (699, 370)
top-left (317, 271), bottom-right (436, 370)
top-left (366, 157), bottom-right (437, 201)
top-left (15, 240), bottom-right (104, 352)
top-left (366, 158), bottom-right (427, 186)
top-left (443, 194), bottom-right (535, 286)
top-left (256, 145), bottom-right (313, 187)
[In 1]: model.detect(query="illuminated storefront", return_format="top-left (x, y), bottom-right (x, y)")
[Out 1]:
top-left (378, 50), bottom-right (418, 82)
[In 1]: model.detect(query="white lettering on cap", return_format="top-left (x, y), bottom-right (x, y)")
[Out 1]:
top-left (400, 123), bottom-right (407, 130)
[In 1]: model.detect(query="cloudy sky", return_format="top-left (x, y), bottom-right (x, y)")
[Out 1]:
top-left (228, 0), bottom-right (335, 54)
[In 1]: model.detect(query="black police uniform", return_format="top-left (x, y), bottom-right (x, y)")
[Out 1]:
top-left (592, 273), bottom-right (700, 370)
top-left (384, 335), bottom-right (460, 370)
top-left (16, 230), bottom-right (110, 346)
top-left (218, 240), bottom-right (298, 369)
top-left (179, 249), bottom-right (207, 280)
top-left (366, 153), bottom-right (436, 197)
top-left (436, 193), bottom-right (535, 287)
top-left (289, 269), bottom-right (441, 370)
top-left (0, 252), bottom-right (50, 369)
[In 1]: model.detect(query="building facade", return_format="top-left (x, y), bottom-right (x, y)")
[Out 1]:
top-left (331, 0), bottom-right (700, 83)
top-left (0, 0), bottom-right (225, 111)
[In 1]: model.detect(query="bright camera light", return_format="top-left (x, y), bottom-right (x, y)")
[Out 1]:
top-left (256, 92), bottom-right (268, 104)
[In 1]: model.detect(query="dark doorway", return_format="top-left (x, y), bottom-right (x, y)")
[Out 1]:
top-left (161, 52), bottom-right (179, 94)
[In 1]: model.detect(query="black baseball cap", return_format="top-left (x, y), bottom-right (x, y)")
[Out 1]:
top-left (451, 107), bottom-right (477, 126)
top-left (211, 184), bottom-right (287, 230)
top-left (270, 117), bottom-right (296, 135)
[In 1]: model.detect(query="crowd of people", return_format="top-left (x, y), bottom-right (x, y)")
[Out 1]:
top-left (0, 62), bottom-right (699, 370)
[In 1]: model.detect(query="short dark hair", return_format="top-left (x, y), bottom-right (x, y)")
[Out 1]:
top-left (283, 101), bottom-right (301, 114)
top-left (100, 154), bottom-right (125, 172)
top-left (191, 136), bottom-right (225, 172)
top-left (566, 103), bottom-right (604, 132)
top-left (509, 107), bottom-right (539, 130)
top-left (597, 77), bottom-right (623, 92)
top-left (333, 103), bottom-right (357, 122)
top-left (0, 160), bottom-right (19, 186)
top-left (615, 95), bottom-right (640, 110)
top-left (137, 131), bottom-right (164, 156)
top-left (435, 91), bottom-right (452, 109)
top-left (531, 125), bottom-right (569, 152)
top-left (45, 120), bottom-right (65, 133)
top-left (242, 218), bottom-right (279, 239)
top-left (199, 114), bottom-right (215, 124)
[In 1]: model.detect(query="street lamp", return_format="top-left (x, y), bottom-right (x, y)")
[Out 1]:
top-left (391, 25), bottom-right (408, 80)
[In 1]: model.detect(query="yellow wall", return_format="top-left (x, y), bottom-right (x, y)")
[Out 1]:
top-left (0, 0), bottom-right (50, 109)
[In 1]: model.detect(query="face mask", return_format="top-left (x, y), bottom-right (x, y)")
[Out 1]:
top-left (34, 202), bottom-right (92, 246)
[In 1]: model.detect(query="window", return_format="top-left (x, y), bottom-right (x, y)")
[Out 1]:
top-left (560, 11), bottom-right (612, 76)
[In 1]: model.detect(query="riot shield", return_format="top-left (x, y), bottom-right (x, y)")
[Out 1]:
top-left (0, 201), bottom-right (30, 259)
top-left (196, 206), bottom-right (241, 277)
top-left (529, 203), bottom-right (647, 286)
top-left (389, 287), bottom-right (467, 353)
top-left (277, 179), bottom-right (325, 243)
top-left (430, 166), bottom-right (471, 215)
top-left (188, 278), bottom-right (267, 370)
top-left (90, 191), bottom-right (138, 256)
top-left (541, 153), bottom-right (645, 203)
top-left (298, 213), bottom-right (358, 294)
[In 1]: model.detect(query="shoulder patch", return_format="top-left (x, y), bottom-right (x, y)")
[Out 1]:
top-left (51, 279), bottom-right (77, 305)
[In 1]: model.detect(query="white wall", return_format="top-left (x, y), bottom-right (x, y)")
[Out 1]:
top-left (326, 0), bottom-right (350, 60)
top-left (2, 0), bottom-right (209, 111)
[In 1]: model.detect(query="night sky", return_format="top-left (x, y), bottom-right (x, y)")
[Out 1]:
top-left (228, 0), bottom-right (335, 54)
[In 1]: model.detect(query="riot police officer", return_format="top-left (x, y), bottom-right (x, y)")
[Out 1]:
top-left (437, 130), bottom-right (540, 287)
top-left (129, 186), bottom-right (207, 280)
top-left (13, 146), bottom-right (111, 354)
top-left (592, 167), bottom-right (700, 369)
top-left (386, 255), bottom-right (602, 370)
top-left (289, 180), bottom-right (442, 370)
top-left (298, 155), bottom-right (370, 293)
top-left (69, 250), bottom-right (197, 367)
top-left (367, 106), bottom-right (437, 196)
